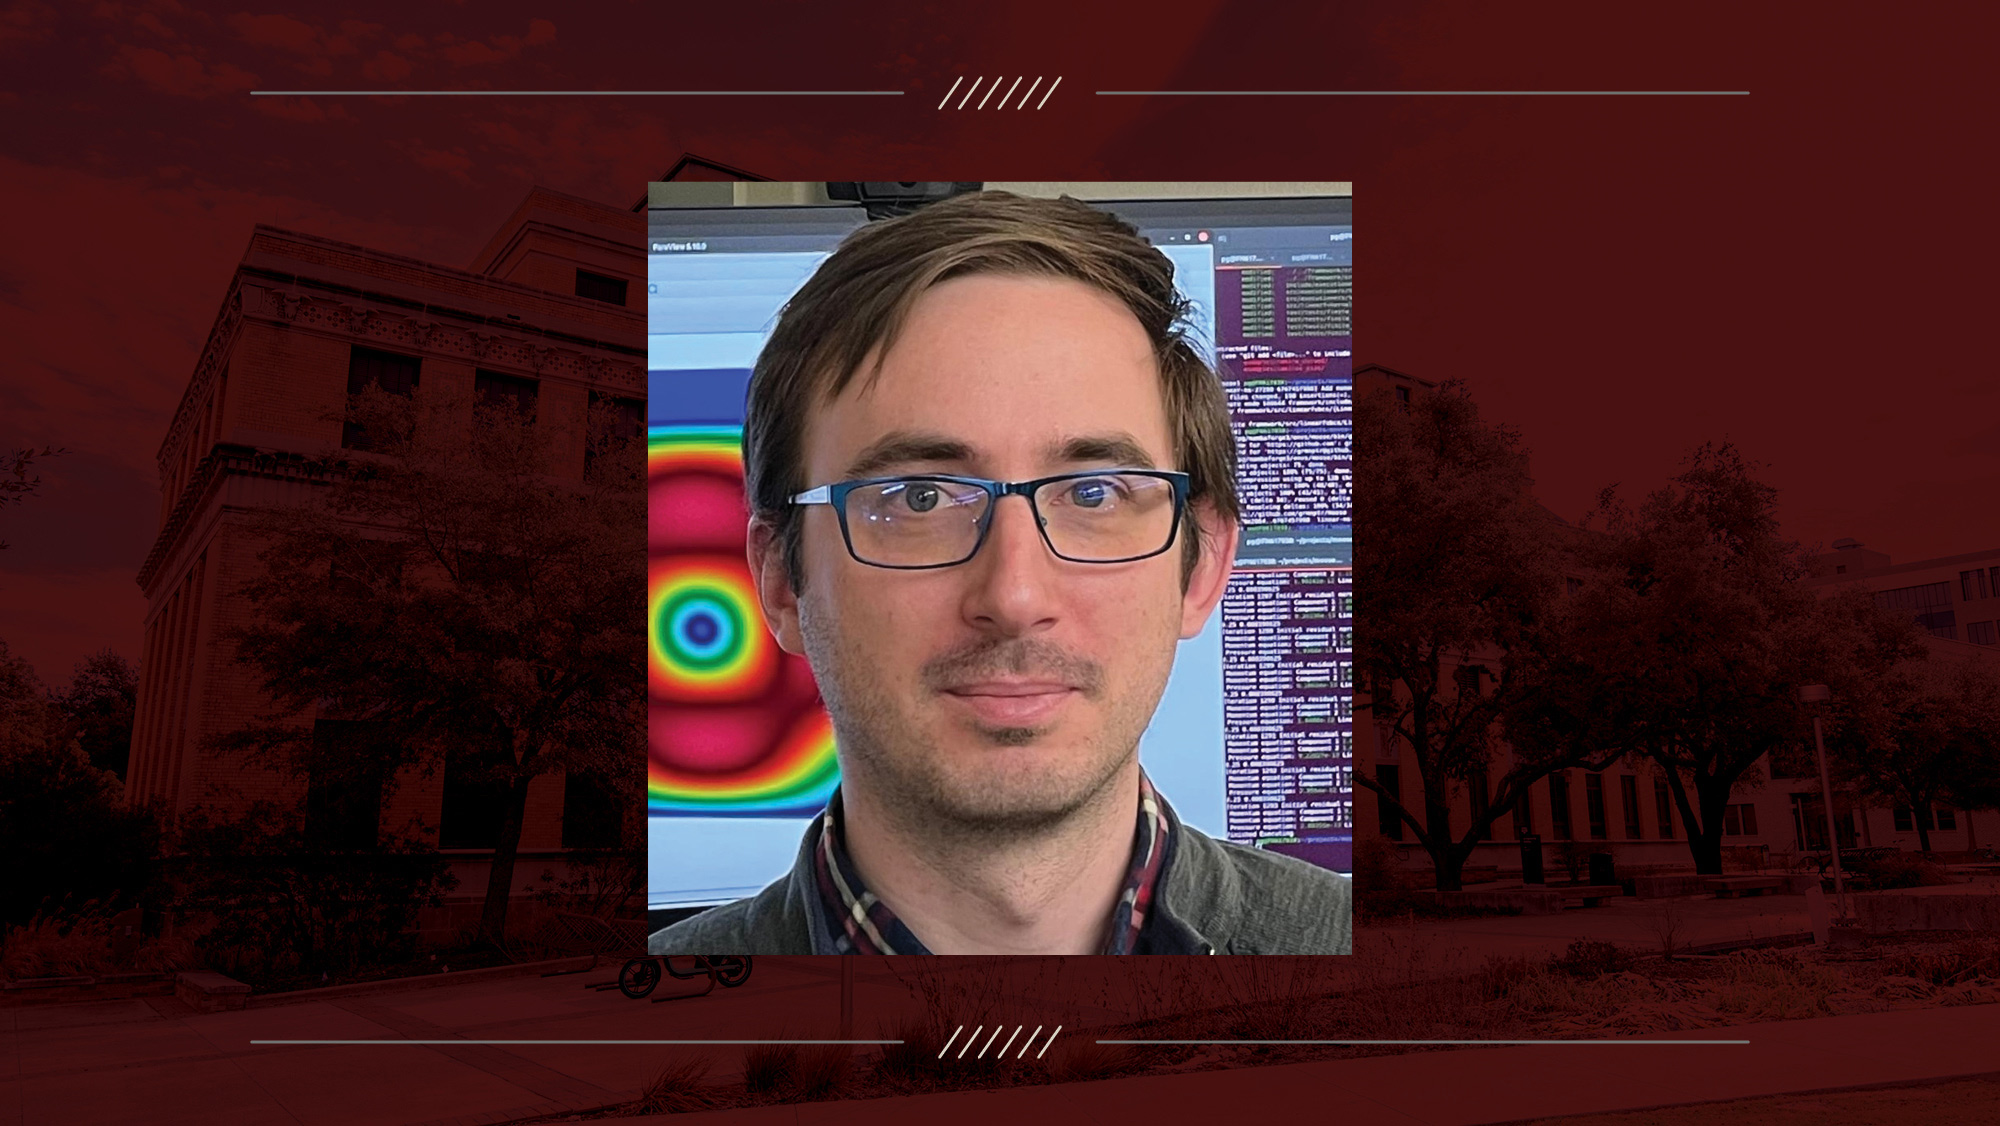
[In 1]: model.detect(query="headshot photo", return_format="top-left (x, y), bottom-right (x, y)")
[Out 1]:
top-left (648, 184), bottom-right (1353, 955)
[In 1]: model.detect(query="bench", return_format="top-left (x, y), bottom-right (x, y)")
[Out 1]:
top-left (1555, 884), bottom-right (1624, 907)
top-left (176, 970), bottom-right (252, 1013)
top-left (1708, 875), bottom-right (1785, 899)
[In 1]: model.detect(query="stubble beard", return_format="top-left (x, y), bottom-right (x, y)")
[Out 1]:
top-left (800, 607), bottom-right (1165, 845)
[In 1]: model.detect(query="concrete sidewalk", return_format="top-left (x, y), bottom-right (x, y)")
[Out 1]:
top-left (653, 1004), bottom-right (2000, 1125)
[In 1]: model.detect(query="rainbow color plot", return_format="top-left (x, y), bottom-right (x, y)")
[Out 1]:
top-left (649, 424), bottom-right (840, 817)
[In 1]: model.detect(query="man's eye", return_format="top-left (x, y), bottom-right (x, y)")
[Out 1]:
top-left (1067, 479), bottom-right (1119, 508)
top-left (901, 483), bottom-right (941, 512)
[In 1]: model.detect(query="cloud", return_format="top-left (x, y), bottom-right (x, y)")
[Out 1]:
top-left (1, 1), bottom-right (58, 50)
top-left (363, 49), bottom-right (410, 81)
top-left (105, 44), bottom-right (258, 98)
top-left (436, 18), bottom-right (558, 67)
top-left (252, 95), bottom-right (353, 123)
top-left (226, 11), bottom-right (316, 53)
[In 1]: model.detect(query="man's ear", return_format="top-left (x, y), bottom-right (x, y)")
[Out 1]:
top-left (1179, 500), bottom-right (1237, 640)
top-left (746, 517), bottom-right (807, 656)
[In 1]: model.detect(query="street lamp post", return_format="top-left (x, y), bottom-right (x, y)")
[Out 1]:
top-left (1798, 684), bottom-right (1847, 921)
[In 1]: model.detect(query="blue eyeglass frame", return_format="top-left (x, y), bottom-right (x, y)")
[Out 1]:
top-left (789, 469), bottom-right (1192, 570)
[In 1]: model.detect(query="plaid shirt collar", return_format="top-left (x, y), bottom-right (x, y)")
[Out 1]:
top-left (812, 772), bottom-right (1174, 955)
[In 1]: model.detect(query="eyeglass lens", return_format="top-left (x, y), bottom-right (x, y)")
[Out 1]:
top-left (843, 474), bottom-right (1178, 566)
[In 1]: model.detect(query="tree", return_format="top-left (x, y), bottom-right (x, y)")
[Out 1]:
top-left (2, 445), bottom-right (65, 551)
top-left (1821, 603), bottom-right (2000, 852)
top-left (224, 385), bottom-right (645, 946)
top-left (49, 650), bottom-right (139, 778)
top-left (0, 639), bottom-right (158, 926)
top-left (1568, 444), bottom-right (1829, 874)
top-left (1353, 381), bottom-right (1586, 890)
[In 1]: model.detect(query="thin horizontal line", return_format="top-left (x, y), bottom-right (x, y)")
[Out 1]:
top-left (249, 90), bottom-right (905, 97)
top-left (1098, 1038), bottom-right (1751, 1045)
top-left (252, 1039), bottom-right (904, 1046)
top-left (1096, 90), bottom-right (1748, 96)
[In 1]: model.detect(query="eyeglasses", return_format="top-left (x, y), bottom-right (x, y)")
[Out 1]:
top-left (790, 470), bottom-right (1191, 569)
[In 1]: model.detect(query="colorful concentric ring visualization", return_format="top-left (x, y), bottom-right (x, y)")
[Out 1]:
top-left (649, 708), bottom-right (841, 815)
top-left (650, 423), bottom-right (840, 816)
top-left (650, 556), bottom-right (775, 703)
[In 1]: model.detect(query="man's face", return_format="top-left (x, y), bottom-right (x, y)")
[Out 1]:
top-left (749, 273), bottom-right (1235, 835)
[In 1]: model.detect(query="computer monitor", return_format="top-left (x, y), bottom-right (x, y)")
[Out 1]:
top-left (648, 193), bottom-right (1352, 910)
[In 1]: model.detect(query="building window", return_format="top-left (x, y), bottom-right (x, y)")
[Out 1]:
top-left (1620, 774), bottom-right (1642, 839)
top-left (475, 369), bottom-right (539, 425)
top-left (1722, 803), bottom-right (1759, 837)
top-left (343, 346), bottom-right (422, 449)
top-left (561, 771), bottom-right (625, 849)
top-left (440, 746), bottom-right (511, 849)
top-left (1470, 768), bottom-right (1492, 840)
top-left (1968, 620), bottom-right (1998, 647)
top-left (1549, 773), bottom-right (1572, 841)
top-left (1875, 581), bottom-right (1957, 639)
top-left (305, 720), bottom-right (385, 849)
top-left (1394, 384), bottom-right (1411, 406)
top-left (1455, 664), bottom-right (1486, 697)
top-left (1585, 773), bottom-right (1608, 840)
top-left (1990, 566), bottom-right (2000, 598)
top-left (1963, 569), bottom-right (1992, 602)
top-left (1896, 804), bottom-right (1954, 832)
top-left (1377, 764), bottom-right (1402, 840)
top-left (1654, 777), bottom-right (1675, 839)
top-left (575, 268), bottom-right (629, 305)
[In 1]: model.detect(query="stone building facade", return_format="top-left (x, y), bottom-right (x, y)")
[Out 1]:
top-left (127, 188), bottom-right (645, 922)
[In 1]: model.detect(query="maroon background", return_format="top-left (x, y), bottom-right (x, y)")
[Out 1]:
top-left (6, 0), bottom-right (1997, 1119)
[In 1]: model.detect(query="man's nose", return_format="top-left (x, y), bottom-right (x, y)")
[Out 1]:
top-left (959, 493), bottom-right (1062, 635)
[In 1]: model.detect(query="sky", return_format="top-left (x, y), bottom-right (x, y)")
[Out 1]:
top-left (3, 0), bottom-right (1997, 684)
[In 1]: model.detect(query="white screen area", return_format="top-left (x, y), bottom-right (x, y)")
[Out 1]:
top-left (651, 238), bottom-right (1247, 910)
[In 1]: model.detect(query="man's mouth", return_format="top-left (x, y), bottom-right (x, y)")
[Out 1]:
top-left (940, 680), bottom-right (1079, 726)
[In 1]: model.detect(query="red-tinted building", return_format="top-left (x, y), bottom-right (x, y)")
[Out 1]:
top-left (127, 188), bottom-right (645, 928)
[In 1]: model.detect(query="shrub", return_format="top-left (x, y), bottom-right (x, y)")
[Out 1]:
top-left (1853, 851), bottom-right (1953, 889)
top-left (742, 1041), bottom-right (799, 1095)
top-left (636, 1056), bottom-right (719, 1114)
top-left (1552, 939), bottom-right (1631, 979)
top-left (1, 912), bottom-right (114, 980)
top-left (1047, 1039), bottom-right (1135, 1083)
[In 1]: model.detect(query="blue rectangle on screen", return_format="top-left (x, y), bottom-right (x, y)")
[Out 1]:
top-left (651, 368), bottom-right (751, 426)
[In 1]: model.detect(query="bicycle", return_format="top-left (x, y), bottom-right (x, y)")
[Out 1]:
top-left (618, 955), bottom-right (753, 1000)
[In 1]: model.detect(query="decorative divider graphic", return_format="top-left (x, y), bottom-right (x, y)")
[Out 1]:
top-left (649, 425), bottom-right (840, 815)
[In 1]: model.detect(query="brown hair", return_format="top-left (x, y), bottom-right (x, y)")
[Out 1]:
top-left (743, 190), bottom-right (1239, 589)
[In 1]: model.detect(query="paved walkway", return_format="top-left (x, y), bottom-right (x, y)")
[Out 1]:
top-left (654, 1004), bottom-right (2000, 1125)
top-left (8, 950), bottom-right (1999, 1124)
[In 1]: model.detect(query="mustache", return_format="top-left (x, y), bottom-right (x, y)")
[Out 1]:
top-left (921, 638), bottom-right (1105, 698)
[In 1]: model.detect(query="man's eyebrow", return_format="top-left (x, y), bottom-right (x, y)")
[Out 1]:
top-left (1046, 432), bottom-right (1160, 470)
top-left (843, 430), bottom-right (978, 479)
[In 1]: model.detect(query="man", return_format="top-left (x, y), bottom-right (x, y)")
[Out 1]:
top-left (651, 191), bottom-right (1351, 955)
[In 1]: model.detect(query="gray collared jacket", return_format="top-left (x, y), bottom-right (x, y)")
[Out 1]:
top-left (649, 806), bottom-right (1352, 956)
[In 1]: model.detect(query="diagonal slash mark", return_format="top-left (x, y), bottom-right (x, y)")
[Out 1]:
top-left (1036, 76), bottom-right (1062, 109)
top-left (936, 1025), bottom-right (964, 1059)
top-left (935, 76), bottom-right (963, 110)
top-left (995, 1025), bottom-right (1023, 1058)
top-left (957, 77), bottom-right (982, 110)
top-left (1037, 1025), bottom-right (1063, 1059)
top-left (1016, 77), bottom-right (1041, 109)
top-left (1017, 1025), bottom-right (1043, 1059)
top-left (958, 1025), bottom-right (983, 1059)
top-left (977, 79), bottom-right (1000, 110)
top-left (977, 1025), bottom-right (1005, 1058)
top-left (995, 77), bottom-right (1022, 109)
